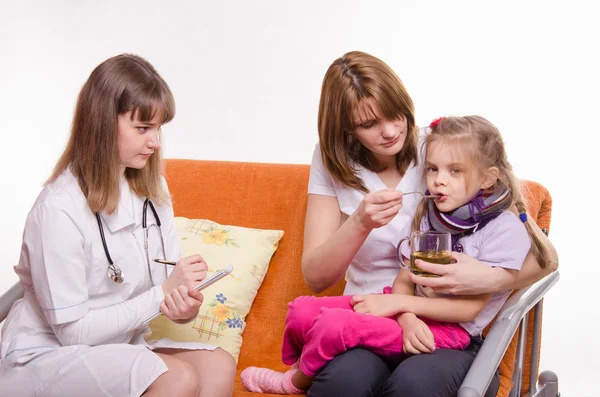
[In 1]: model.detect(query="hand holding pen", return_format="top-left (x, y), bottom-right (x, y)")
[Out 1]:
top-left (143, 264), bottom-right (234, 324)
top-left (159, 254), bottom-right (208, 295)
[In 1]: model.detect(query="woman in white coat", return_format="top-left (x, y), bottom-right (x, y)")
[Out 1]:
top-left (0, 54), bottom-right (236, 397)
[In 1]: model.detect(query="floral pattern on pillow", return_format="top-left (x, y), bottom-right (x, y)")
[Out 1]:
top-left (147, 217), bottom-right (283, 361)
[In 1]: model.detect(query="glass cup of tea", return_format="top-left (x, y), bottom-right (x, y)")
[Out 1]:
top-left (396, 231), bottom-right (452, 277)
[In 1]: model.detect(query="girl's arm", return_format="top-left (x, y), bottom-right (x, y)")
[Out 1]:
top-left (391, 269), bottom-right (430, 326)
top-left (353, 267), bottom-right (491, 323)
top-left (390, 267), bottom-right (415, 295)
top-left (394, 293), bottom-right (491, 323)
top-left (390, 269), bottom-right (436, 354)
top-left (490, 215), bottom-right (558, 291)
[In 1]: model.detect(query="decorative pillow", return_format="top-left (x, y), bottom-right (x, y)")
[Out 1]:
top-left (147, 217), bottom-right (284, 361)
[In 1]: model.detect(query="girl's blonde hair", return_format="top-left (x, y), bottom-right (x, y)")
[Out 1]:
top-left (318, 51), bottom-right (418, 192)
top-left (412, 116), bottom-right (549, 268)
top-left (47, 53), bottom-right (175, 214)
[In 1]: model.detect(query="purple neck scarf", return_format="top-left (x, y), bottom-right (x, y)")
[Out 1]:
top-left (427, 185), bottom-right (512, 251)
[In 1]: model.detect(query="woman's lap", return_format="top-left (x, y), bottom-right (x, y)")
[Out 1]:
top-left (307, 348), bottom-right (390, 397)
top-left (308, 344), bottom-right (500, 397)
top-left (0, 344), bottom-right (167, 397)
top-left (384, 347), bottom-right (496, 397)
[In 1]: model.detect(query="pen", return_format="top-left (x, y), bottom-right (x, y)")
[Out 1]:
top-left (153, 259), bottom-right (177, 266)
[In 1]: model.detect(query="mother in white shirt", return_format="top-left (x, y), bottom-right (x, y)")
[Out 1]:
top-left (0, 54), bottom-right (236, 397)
top-left (302, 51), bottom-right (558, 397)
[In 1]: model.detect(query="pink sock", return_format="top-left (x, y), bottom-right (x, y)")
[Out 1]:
top-left (240, 367), bottom-right (304, 394)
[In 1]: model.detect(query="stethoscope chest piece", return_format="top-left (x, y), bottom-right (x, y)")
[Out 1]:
top-left (108, 266), bottom-right (125, 283)
top-left (96, 198), bottom-right (166, 285)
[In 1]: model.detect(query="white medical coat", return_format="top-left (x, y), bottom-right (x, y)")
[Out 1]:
top-left (0, 168), bottom-right (213, 365)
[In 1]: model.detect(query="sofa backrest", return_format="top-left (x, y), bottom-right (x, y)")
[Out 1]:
top-left (164, 159), bottom-right (345, 370)
top-left (163, 159), bottom-right (554, 395)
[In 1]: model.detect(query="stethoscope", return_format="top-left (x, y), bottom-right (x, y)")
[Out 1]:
top-left (95, 198), bottom-right (167, 285)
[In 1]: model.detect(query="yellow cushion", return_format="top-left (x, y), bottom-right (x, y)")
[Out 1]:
top-left (147, 217), bottom-right (284, 361)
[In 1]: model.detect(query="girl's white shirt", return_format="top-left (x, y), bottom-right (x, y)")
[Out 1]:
top-left (307, 131), bottom-right (426, 296)
top-left (1, 168), bottom-right (213, 364)
top-left (399, 212), bottom-right (530, 336)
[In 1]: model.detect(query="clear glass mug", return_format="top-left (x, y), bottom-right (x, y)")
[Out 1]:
top-left (396, 231), bottom-right (452, 277)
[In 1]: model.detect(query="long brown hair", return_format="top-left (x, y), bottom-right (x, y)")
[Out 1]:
top-left (411, 116), bottom-right (549, 267)
top-left (318, 51), bottom-right (418, 192)
top-left (47, 54), bottom-right (175, 214)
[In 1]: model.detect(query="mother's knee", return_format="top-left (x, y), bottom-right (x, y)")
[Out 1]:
top-left (384, 364), bottom-right (426, 396)
top-left (384, 350), bottom-right (471, 397)
top-left (308, 349), bottom-right (389, 397)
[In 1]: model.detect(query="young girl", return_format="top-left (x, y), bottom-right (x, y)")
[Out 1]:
top-left (240, 115), bottom-right (550, 394)
top-left (0, 54), bottom-right (236, 397)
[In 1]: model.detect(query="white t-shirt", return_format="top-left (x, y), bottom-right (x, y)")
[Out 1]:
top-left (307, 138), bottom-right (426, 295)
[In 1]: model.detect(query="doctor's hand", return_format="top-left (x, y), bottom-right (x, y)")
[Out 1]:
top-left (161, 285), bottom-right (204, 322)
top-left (352, 189), bottom-right (403, 231)
top-left (162, 254), bottom-right (208, 295)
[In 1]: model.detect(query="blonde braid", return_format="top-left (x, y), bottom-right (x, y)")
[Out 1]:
top-left (504, 166), bottom-right (550, 268)
top-left (412, 199), bottom-right (428, 233)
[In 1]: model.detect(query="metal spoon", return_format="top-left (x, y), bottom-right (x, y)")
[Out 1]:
top-left (403, 191), bottom-right (441, 199)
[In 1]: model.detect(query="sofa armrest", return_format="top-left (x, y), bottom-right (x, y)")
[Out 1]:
top-left (0, 282), bottom-right (24, 323)
top-left (457, 271), bottom-right (560, 397)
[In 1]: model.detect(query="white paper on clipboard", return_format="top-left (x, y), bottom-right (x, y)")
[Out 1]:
top-left (142, 264), bottom-right (233, 324)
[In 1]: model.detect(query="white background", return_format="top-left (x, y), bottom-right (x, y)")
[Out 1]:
top-left (0, 1), bottom-right (597, 395)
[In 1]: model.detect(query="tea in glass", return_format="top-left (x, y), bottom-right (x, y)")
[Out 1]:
top-left (397, 231), bottom-right (452, 277)
top-left (410, 250), bottom-right (452, 277)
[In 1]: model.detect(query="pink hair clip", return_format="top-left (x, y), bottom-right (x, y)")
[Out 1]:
top-left (429, 117), bottom-right (445, 129)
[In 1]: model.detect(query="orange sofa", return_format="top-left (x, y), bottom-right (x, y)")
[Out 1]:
top-left (162, 159), bottom-right (559, 397)
top-left (0, 159), bottom-right (559, 397)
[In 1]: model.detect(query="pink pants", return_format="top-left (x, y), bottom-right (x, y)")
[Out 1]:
top-left (281, 295), bottom-right (471, 377)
